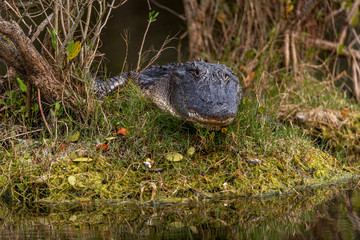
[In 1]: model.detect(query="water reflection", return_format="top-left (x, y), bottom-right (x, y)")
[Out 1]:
top-left (1, 187), bottom-right (360, 239)
top-left (288, 188), bottom-right (360, 240)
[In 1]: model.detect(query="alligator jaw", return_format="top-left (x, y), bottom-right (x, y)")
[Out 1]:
top-left (185, 111), bottom-right (235, 129)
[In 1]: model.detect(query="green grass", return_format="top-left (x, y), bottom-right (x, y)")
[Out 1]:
top-left (1, 80), bottom-right (359, 204)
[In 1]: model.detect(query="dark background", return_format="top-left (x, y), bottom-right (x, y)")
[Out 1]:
top-left (100, 0), bottom-right (186, 75)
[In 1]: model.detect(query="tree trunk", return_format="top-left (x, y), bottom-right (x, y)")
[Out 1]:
top-left (183, 0), bottom-right (208, 60)
top-left (0, 19), bottom-right (76, 106)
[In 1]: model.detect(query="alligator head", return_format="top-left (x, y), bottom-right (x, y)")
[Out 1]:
top-left (169, 60), bottom-right (243, 130)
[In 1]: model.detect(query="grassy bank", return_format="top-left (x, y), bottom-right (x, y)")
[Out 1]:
top-left (1, 77), bottom-right (359, 204)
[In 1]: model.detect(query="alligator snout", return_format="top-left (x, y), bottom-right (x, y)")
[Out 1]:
top-left (211, 107), bottom-right (238, 120)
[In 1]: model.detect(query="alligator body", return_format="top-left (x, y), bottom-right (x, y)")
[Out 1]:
top-left (95, 60), bottom-right (243, 129)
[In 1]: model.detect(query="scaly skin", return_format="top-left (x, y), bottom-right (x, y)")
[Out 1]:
top-left (95, 60), bottom-right (243, 129)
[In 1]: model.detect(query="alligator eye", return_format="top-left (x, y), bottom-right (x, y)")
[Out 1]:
top-left (194, 67), bottom-right (200, 77)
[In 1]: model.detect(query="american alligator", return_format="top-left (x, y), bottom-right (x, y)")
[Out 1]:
top-left (95, 59), bottom-right (243, 129)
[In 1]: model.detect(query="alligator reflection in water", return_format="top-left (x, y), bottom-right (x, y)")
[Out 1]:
top-left (1, 187), bottom-right (360, 239)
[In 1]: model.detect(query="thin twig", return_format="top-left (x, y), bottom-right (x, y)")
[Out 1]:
top-left (56, 0), bottom-right (90, 66)
top-left (137, 19), bottom-right (152, 71)
top-left (31, 13), bottom-right (54, 42)
top-left (149, 0), bottom-right (185, 20)
top-left (352, 55), bottom-right (360, 103)
top-left (284, 29), bottom-right (290, 71)
top-left (38, 88), bottom-right (53, 137)
top-left (291, 32), bottom-right (297, 73)
top-left (0, 129), bottom-right (42, 142)
top-left (293, 32), bottom-right (360, 61)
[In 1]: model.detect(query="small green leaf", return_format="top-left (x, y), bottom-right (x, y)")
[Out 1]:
top-left (0, 176), bottom-right (7, 186)
top-left (187, 147), bottom-right (195, 156)
top-left (67, 41), bottom-right (74, 52)
top-left (350, 9), bottom-right (359, 26)
top-left (73, 157), bottom-right (93, 162)
top-left (169, 221), bottom-right (184, 228)
top-left (50, 109), bottom-right (56, 117)
top-left (189, 226), bottom-right (198, 234)
top-left (16, 183), bottom-right (26, 191)
top-left (166, 153), bottom-right (183, 162)
top-left (16, 78), bottom-right (27, 92)
top-left (69, 215), bottom-right (77, 221)
top-left (68, 176), bottom-right (76, 186)
top-left (105, 137), bottom-right (117, 141)
top-left (66, 131), bottom-right (80, 142)
top-left (55, 102), bottom-right (60, 111)
top-left (258, 105), bottom-right (265, 114)
top-left (337, 43), bottom-right (344, 55)
top-left (67, 41), bottom-right (81, 60)
top-left (46, 27), bottom-right (57, 52)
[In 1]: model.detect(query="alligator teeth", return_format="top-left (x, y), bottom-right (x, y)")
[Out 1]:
top-left (187, 110), bottom-right (235, 127)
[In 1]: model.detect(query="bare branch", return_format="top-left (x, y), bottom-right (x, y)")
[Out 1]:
top-left (293, 32), bottom-right (360, 61)
top-left (55, 0), bottom-right (91, 66)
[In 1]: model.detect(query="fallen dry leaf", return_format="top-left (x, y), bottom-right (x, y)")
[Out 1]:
top-left (341, 109), bottom-right (349, 118)
top-left (244, 72), bottom-right (255, 88)
top-left (58, 143), bottom-right (66, 152)
top-left (116, 127), bottom-right (128, 136)
top-left (96, 144), bottom-right (109, 152)
top-left (217, 13), bottom-right (226, 23)
top-left (0, 106), bottom-right (9, 112)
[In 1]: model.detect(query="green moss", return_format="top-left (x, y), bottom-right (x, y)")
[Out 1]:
top-left (1, 83), bottom-right (358, 204)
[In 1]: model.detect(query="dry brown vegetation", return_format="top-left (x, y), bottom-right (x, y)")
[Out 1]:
top-left (0, 0), bottom-right (127, 114)
top-left (183, 0), bottom-right (360, 101)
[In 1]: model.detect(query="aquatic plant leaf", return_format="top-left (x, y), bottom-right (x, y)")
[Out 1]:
top-left (166, 153), bottom-right (183, 162)
top-left (66, 131), bottom-right (80, 142)
top-left (189, 226), bottom-right (198, 234)
top-left (187, 147), bottom-right (195, 156)
top-left (73, 157), bottom-right (93, 162)
top-left (116, 127), bottom-right (128, 136)
top-left (68, 176), bottom-right (76, 186)
top-left (16, 78), bottom-right (27, 92)
top-left (105, 137), bottom-right (117, 141)
top-left (169, 221), bottom-right (184, 228)
top-left (67, 41), bottom-right (81, 60)
top-left (69, 215), bottom-right (77, 221)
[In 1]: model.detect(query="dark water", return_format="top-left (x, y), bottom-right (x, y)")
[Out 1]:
top-left (1, 187), bottom-right (360, 239)
top-left (100, 0), bottom-right (186, 75)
